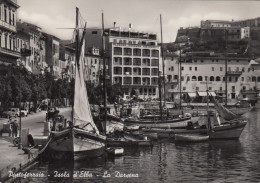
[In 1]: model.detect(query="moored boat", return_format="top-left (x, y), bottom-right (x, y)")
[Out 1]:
top-left (124, 116), bottom-right (192, 128)
top-left (105, 147), bottom-right (124, 156)
top-left (47, 8), bottom-right (106, 160)
top-left (174, 134), bottom-right (209, 142)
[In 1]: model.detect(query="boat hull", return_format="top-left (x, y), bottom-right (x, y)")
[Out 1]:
top-left (175, 134), bottom-right (209, 142)
top-left (209, 122), bottom-right (247, 139)
top-left (48, 128), bottom-right (106, 160)
top-left (124, 117), bottom-right (191, 128)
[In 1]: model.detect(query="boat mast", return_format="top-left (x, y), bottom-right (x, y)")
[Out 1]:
top-left (71, 7), bottom-right (80, 123)
top-left (102, 11), bottom-right (107, 134)
top-left (160, 14), bottom-right (166, 107)
top-left (225, 28), bottom-right (228, 106)
top-left (179, 48), bottom-right (182, 110)
top-left (206, 76), bottom-right (210, 130)
top-left (158, 17), bottom-right (163, 121)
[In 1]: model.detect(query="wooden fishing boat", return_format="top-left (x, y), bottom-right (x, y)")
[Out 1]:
top-left (124, 116), bottom-right (191, 128)
top-left (174, 134), bottom-right (209, 142)
top-left (209, 98), bottom-right (248, 139)
top-left (47, 8), bottom-right (106, 160)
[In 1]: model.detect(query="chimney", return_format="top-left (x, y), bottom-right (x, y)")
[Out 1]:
top-left (114, 22), bottom-right (116, 28)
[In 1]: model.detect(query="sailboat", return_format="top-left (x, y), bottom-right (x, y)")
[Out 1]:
top-left (124, 14), bottom-right (191, 129)
top-left (209, 97), bottom-right (248, 139)
top-left (47, 8), bottom-right (106, 160)
top-left (172, 79), bottom-right (248, 140)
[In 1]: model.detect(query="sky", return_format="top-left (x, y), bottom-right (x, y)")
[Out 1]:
top-left (17, 0), bottom-right (260, 42)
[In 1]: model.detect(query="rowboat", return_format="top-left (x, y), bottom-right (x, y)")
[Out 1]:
top-left (174, 134), bottom-right (209, 142)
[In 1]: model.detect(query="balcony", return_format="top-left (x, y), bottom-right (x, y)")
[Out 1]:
top-left (167, 79), bottom-right (178, 84)
top-left (240, 90), bottom-right (259, 94)
top-left (227, 71), bottom-right (243, 76)
top-left (21, 48), bottom-right (31, 57)
top-left (0, 47), bottom-right (21, 58)
top-left (0, 20), bottom-right (16, 32)
top-left (143, 82), bottom-right (151, 85)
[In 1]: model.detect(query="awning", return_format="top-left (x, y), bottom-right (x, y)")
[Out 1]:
top-left (209, 92), bottom-right (216, 96)
top-left (197, 92), bottom-right (207, 97)
top-left (188, 92), bottom-right (197, 98)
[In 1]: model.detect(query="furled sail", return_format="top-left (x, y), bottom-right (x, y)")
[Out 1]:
top-left (73, 40), bottom-right (100, 134)
top-left (212, 97), bottom-right (239, 121)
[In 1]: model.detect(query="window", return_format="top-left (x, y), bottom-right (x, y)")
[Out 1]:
top-left (216, 76), bottom-right (221, 81)
top-left (181, 67), bottom-right (184, 71)
top-left (183, 87), bottom-right (186, 91)
top-left (4, 6), bottom-right (7, 22)
top-left (220, 87), bottom-right (222, 91)
top-left (189, 67), bottom-right (192, 71)
top-left (12, 13), bottom-right (15, 25)
top-left (212, 67), bottom-right (214, 71)
top-left (210, 76), bottom-right (214, 81)
top-left (241, 77), bottom-right (244, 82)
top-left (196, 87), bottom-right (199, 91)
top-left (201, 60), bottom-right (204, 63)
top-left (220, 67), bottom-right (223, 71)
top-left (235, 77), bottom-right (238, 82)
top-left (198, 76), bottom-right (203, 81)
top-left (195, 67), bottom-right (197, 71)
top-left (229, 77), bottom-right (232, 82)
top-left (209, 87), bottom-right (212, 90)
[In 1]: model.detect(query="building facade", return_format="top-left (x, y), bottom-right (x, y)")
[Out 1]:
top-left (0, 0), bottom-right (20, 64)
top-left (201, 20), bottom-right (232, 28)
top-left (84, 47), bottom-right (103, 85)
top-left (43, 32), bottom-right (60, 79)
top-left (165, 52), bottom-right (260, 103)
top-left (17, 21), bottom-right (47, 73)
top-left (86, 27), bottom-right (161, 99)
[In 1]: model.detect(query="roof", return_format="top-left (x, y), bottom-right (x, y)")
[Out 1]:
top-left (205, 20), bottom-right (231, 23)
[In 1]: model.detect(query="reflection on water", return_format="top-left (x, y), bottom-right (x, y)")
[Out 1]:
top-left (13, 109), bottom-right (260, 183)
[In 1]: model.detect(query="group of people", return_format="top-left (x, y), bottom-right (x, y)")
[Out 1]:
top-left (8, 117), bottom-right (19, 137)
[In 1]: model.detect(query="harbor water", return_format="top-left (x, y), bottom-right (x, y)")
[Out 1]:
top-left (11, 109), bottom-right (260, 183)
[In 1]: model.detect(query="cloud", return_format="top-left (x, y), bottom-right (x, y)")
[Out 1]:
top-left (18, 10), bottom-right (75, 40)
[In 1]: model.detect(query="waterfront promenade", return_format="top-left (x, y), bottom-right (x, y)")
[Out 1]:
top-left (0, 108), bottom-right (71, 181)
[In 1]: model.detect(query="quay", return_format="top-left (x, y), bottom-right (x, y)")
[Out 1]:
top-left (0, 108), bottom-right (71, 182)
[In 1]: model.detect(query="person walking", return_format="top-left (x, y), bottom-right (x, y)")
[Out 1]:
top-left (114, 102), bottom-right (118, 115)
top-left (12, 120), bottom-right (18, 137)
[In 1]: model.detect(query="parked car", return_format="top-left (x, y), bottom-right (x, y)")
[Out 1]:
top-left (3, 108), bottom-right (20, 118)
top-left (20, 108), bottom-right (28, 117)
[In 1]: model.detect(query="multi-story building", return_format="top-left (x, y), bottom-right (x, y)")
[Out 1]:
top-left (43, 32), bottom-right (60, 78)
top-left (231, 17), bottom-right (260, 28)
top-left (16, 27), bottom-right (30, 70)
top-left (0, 0), bottom-right (20, 64)
top-left (17, 21), bottom-right (46, 74)
top-left (59, 40), bottom-right (75, 80)
top-left (164, 52), bottom-right (179, 101)
top-left (84, 47), bottom-right (103, 85)
top-left (85, 27), bottom-right (161, 99)
top-left (201, 20), bottom-right (232, 28)
top-left (165, 52), bottom-right (260, 103)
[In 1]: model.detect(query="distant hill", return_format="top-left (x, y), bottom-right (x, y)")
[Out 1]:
top-left (166, 26), bottom-right (260, 58)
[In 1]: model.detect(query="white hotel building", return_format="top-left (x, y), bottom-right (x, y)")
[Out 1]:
top-left (85, 27), bottom-right (161, 99)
